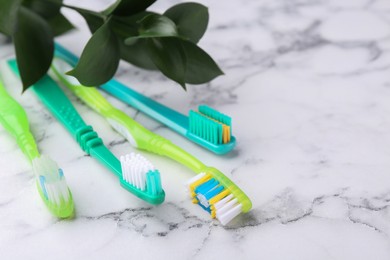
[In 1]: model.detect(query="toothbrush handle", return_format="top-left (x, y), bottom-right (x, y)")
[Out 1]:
top-left (141, 132), bottom-right (207, 173)
top-left (0, 80), bottom-right (39, 161)
top-left (107, 108), bottom-right (206, 172)
top-left (100, 81), bottom-right (189, 136)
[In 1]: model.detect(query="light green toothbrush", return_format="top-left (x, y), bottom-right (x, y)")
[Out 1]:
top-left (51, 58), bottom-right (252, 225)
top-left (8, 59), bottom-right (165, 205)
top-left (0, 76), bottom-right (74, 218)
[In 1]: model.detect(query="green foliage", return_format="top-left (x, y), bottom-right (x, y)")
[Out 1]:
top-left (67, 19), bottom-right (120, 86)
top-left (164, 3), bottom-right (209, 43)
top-left (14, 7), bottom-right (54, 91)
top-left (0, 0), bottom-right (223, 91)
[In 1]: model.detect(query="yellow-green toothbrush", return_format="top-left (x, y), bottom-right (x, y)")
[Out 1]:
top-left (0, 75), bottom-right (74, 218)
top-left (51, 58), bottom-right (252, 225)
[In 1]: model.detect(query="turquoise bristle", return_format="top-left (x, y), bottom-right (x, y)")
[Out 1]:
top-left (198, 105), bottom-right (232, 126)
top-left (146, 170), bottom-right (162, 196)
top-left (188, 110), bottom-right (224, 145)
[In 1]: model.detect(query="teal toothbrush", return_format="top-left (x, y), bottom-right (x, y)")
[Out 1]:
top-left (8, 60), bottom-right (165, 205)
top-left (0, 76), bottom-right (74, 218)
top-left (54, 43), bottom-right (236, 155)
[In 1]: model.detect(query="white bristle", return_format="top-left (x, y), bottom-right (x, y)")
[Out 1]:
top-left (214, 195), bottom-right (242, 225)
top-left (32, 155), bottom-right (70, 205)
top-left (217, 203), bottom-right (242, 225)
top-left (120, 152), bottom-right (155, 191)
top-left (214, 194), bottom-right (234, 210)
top-left (186, 172), bottom-right (206, 189)
top-left (217, 198), bottom-right (238, 217)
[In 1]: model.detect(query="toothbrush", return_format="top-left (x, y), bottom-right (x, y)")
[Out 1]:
top-left (0, 77), bottom-right (74, 218)
top-left (54, 43), bottom-right (236, 155)
top-left (7, 60), bottom-right (165, 205)
top-left (51, 58), bottom-right (252, 225)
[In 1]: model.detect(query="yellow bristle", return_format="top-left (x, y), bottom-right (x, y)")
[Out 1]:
top-left (222, 125), bottom-right (229, 143)
top-left (226, 126), bottom-right (230, 143)
top-left (192, 198), bottom-right (199, 204)
top-left (209, 189), bottom-right (230, 205)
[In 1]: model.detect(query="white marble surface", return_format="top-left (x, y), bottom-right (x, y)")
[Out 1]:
top-left (1, 0), bottom-right (390, 259)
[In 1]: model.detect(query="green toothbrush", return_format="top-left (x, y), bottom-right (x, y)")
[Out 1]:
top-left (51, 58), bottom-right (252, 225)
top-left (0, 76), bottom-right (74, 218)
top-left (8, 60), bottom-right (165, 205)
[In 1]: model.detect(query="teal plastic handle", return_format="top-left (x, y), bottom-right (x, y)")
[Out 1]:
top-left (54, 43), bottom-right (189, 136)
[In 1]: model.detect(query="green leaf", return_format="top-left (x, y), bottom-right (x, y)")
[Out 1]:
top-left (119, 39), bottom-right (157, 70)
top-left (164, 2), bottom-right (209, 43)
top-left (22, 0), bottom-right (73, 36)
top-left (180, 39), bottom-right (224, 84)
top-left (109, 12), bottom-right (149, 39)
top-left (124, 14), bottom-right (178, 44)
top-left (67, 20), bottom-right (120, 86)
top-left (146, 38), bottom-right (223, 88)
top-left (147, 38), bottom-right (187, 88)
top-left (109, 12), bottom-right (157, 70)
top-left (102, 0), bottom-right (156, 16)
top-left (0, 0), bottom-right (22, 36)
top-left (22, 0), bottom-right (62, 19)
top-left (13, 6), bottom-right (54, 91)
top-left (47, 12), bottom-right (74, 36)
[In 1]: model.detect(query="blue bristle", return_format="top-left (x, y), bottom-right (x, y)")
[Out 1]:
top-left (194, 178), bottom-right (227, 212)
top-left (195, 179), bottom-right (219, 194)
top-left (39, 175), bottom-right (48, 200)
top-left (197, 201), bottom-right (212, 213)
top-left (58, 168), bottom-right (64, 178)
top-left (204, 185), bottom-right (224, 200)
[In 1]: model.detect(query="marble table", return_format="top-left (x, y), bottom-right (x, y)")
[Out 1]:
top-left (1, 0), bottom-right (390, 259)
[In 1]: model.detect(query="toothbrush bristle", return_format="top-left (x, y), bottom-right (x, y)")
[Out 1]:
top-left (186, 172), bottom-right (243, 225)
top-left (32, 155), bottom-right (71, 205)
top-left (188, 105), bottom-right (232, 145)
top-left (120, 153), bottom-right (162, 196)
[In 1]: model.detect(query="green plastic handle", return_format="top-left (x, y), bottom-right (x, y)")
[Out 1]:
top-left (0, 78), bottom-right (39, 161)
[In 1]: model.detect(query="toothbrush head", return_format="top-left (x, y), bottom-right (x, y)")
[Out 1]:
top-left (120, 153), bottom-right (165, 205)
top-left (188, 105), bottom-right (236, 155)
top-left (32, 155), bottom-right (74, 218)
top-left (186, 167), bottom-right (251, 225)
